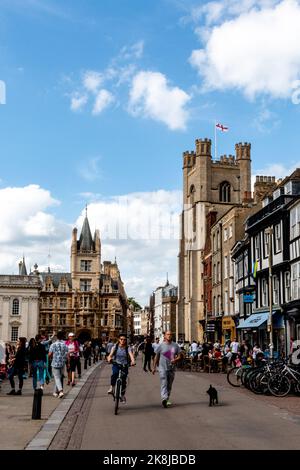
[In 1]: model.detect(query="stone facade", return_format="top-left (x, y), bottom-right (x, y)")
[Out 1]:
top-left (178, 138), bottom-right (252, 342)
top-left (154, 282), bottom-right (177, 339)
top-left (38, 214), bottom-right (128, 342)
top-left (0, 273), bottom-right (41, 343)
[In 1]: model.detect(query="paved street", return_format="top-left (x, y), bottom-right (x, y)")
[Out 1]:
top-left (49, 357), bottom-right (300, 450)
top-left (0, 359), bottom-right (99, 450)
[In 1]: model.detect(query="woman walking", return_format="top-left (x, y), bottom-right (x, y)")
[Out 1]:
top-left (7, 337), bottom-right (27, 395)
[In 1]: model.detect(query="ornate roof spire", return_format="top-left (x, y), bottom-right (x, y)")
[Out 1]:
top-left (79, 208), bottom-right (93, 251)
top-left (19, 256), bottom-right (28, 275)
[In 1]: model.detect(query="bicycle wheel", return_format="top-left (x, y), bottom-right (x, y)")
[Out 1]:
top-left (227, 367), bottom-right (243, 387)
top-left (268, 374), bottom-right (291, 397)
top-left (114, 379), bottom-right (121, 415)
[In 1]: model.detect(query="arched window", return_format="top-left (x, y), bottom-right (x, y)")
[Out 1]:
top-left (12, 298), bottom-right (19, 315)
top-left (219, 181), bottom-right (231, 202)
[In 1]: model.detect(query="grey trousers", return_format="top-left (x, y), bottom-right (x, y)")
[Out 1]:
top-left (52, 367), bottom-right (64, 393)
top-left (159, 370), bottom-right (175, 400)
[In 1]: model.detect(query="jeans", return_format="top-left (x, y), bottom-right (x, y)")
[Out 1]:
top-left (52, 367), bottom-right (64, 393)
top-left (8, 366), bottom-right (24, 390)
top-left (32, 360), bottom-right (45, 390)
top-left (111, 364), bottom-right (128, 396)
top-left (159, 369), bottom-right (175, 401)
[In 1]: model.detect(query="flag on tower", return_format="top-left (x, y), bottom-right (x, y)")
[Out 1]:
top-left (216, 122), bottom-right (229, 132)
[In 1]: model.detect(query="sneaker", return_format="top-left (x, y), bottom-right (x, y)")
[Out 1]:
top-left (120, 395), bottom-right (126, 404)
top-left (16, 390), bottom-right (22, 396)
top-left (107, 386), bottom-right (114, 395)
top-left (166, 400), bottom-right (172, 407)
top-left (72, 382), bottom-right (76, 387)
top-left (40, 385), bottom-right (44, 390)
top-left (58, 391), bottom-right (64, 398)
top-left (53, 392), bottom-right (58, 398)
top-left (7, 389), bottom-right (16, 395)
top-left (162, 399), bottom-right (168, 408)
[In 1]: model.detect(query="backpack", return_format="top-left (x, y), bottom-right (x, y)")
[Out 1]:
top-left (112, 343), bottom-right (130, 365)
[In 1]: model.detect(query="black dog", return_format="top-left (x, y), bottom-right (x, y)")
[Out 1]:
top-left (206, 385), bottom-right (218, 406)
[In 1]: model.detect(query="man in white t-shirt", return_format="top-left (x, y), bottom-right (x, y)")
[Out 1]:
top-left (230, 338), bottom-right (240, 364)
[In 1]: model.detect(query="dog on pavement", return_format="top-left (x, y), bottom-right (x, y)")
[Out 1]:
top-left (206, 385), bottom-right (218, 406)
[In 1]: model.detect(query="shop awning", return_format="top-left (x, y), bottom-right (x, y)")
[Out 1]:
top-left (237, 312), bottom-right (270, 329)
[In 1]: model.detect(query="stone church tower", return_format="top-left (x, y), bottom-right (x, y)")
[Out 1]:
top-left (177, 138), bottom-right (251, 342)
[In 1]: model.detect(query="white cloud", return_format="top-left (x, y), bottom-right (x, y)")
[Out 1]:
top-left (252, 161), bottom-right (300, 189)
top-left (0, 184), bottom-right (70, 275)
top-left (190, 0), bottom-right (300, 100)
top-left (252, 106), bottom-right (281, 133)
top-left (70, 92), bottom-right (88, 111)
top-left (75, 189), bottom-right (182, 304)
top-left (83, 70), bottom-right (103, 93)
top-left (119, 40), bottom-right (144, 60)
top-left (0, 184), bottom-right (182, 305)
top-left (128, 71), bottom-right (191, 130)
top-left (92, 89), bottom-right (115, 115)
top-left (78, 157), bottom-right (102, 182)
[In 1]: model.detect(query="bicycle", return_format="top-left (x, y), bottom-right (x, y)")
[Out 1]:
top-left (111, 360), bottom-right (129, 415)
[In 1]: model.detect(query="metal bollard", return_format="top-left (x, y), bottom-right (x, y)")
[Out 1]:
top-left (32, 388), bottom-right (43, 419)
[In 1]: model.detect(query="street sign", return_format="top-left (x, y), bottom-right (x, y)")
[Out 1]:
top-left (243, 292), bottom-right (254, 303)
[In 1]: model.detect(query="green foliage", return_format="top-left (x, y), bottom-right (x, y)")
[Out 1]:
top-left (128, 297), bottom-right (142, 311)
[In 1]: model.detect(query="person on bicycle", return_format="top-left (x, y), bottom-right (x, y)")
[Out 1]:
top-left (107, 333), bottom-right (135, 403)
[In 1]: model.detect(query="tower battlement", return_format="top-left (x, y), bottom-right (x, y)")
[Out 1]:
top-left (235, 142), bottom-right (251, 160)
top-left (183, 150), bottom-right (196, 169)
top-left (214, 154), bottom-right (237, 165)
top-left (255, 175), bottom-right (276, 183)
top-left (195, 138), bottom-right (212, 156)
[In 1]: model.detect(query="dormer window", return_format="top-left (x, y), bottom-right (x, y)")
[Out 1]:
top-left (284, 181), bottom-right (292, 195)
top-left (273, 189), bottom-right (281, 200)
top-left (219, 181), bottom-right (231, 202)
top-left (262, 197), bottom-right (270, 208)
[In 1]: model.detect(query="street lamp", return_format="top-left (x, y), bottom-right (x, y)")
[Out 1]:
top-left (265, 226), bottom-right (274, 359)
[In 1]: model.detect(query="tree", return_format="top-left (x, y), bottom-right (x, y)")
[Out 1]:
top-left (127, 297), bottom-right (142, 311)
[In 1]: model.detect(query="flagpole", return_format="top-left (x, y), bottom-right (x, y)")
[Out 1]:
top-left (214, 119), bottom-right (217, 160)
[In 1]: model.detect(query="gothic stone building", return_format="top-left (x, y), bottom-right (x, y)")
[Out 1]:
top-left (38, 214), bottom-right (128, 342)
top-left (177, 138), bottom-right (252, 342)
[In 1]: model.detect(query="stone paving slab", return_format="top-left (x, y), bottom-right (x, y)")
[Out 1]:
top-left (0, 360), bottom-right (101, 450)
top-left (25, 361), bottom-right (102, 450)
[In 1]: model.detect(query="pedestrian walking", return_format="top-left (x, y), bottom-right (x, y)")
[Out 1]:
top-left (83, 341), bottom-right (92, 369)
top-left (143, 336), bottom-right (154, 372)
top-left (65, 333), bottom-right (80, 386)
top-left (152, 330), bottom-right (183, 408)
top-left (7, 337), bottom-right (27, 395)
top-left (29, 334), bottom-right (47, 391)
top-left (49, 331), bottom-right (68, 398)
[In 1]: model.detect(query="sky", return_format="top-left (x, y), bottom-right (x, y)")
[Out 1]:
top-left (1, 0), bottom-right (300, 305)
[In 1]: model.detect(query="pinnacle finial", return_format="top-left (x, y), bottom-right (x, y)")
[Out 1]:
top-left (85, 204), bottom-right (88, 217)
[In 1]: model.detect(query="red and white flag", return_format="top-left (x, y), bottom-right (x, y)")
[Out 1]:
top-left (216, 122), bottom-right (229, 132)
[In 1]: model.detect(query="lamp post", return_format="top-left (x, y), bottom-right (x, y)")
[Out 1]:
top-left (265, 226), bottom-right (274, 359)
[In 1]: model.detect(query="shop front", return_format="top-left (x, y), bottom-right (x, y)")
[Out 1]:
top-left (222, 316), bottom-right (236, 343)
top-left (237, 310), bottom-right (285, 356)
top-left (285, 306), bottom-right (300, 355)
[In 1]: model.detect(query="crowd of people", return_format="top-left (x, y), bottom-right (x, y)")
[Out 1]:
top-left (176, 338), bottom-right (265, 372)
top-left (0, 332), bottom-right (101, 397)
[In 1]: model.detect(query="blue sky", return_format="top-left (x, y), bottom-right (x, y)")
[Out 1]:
top-left (1, 0), bottom-right (300, 304)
